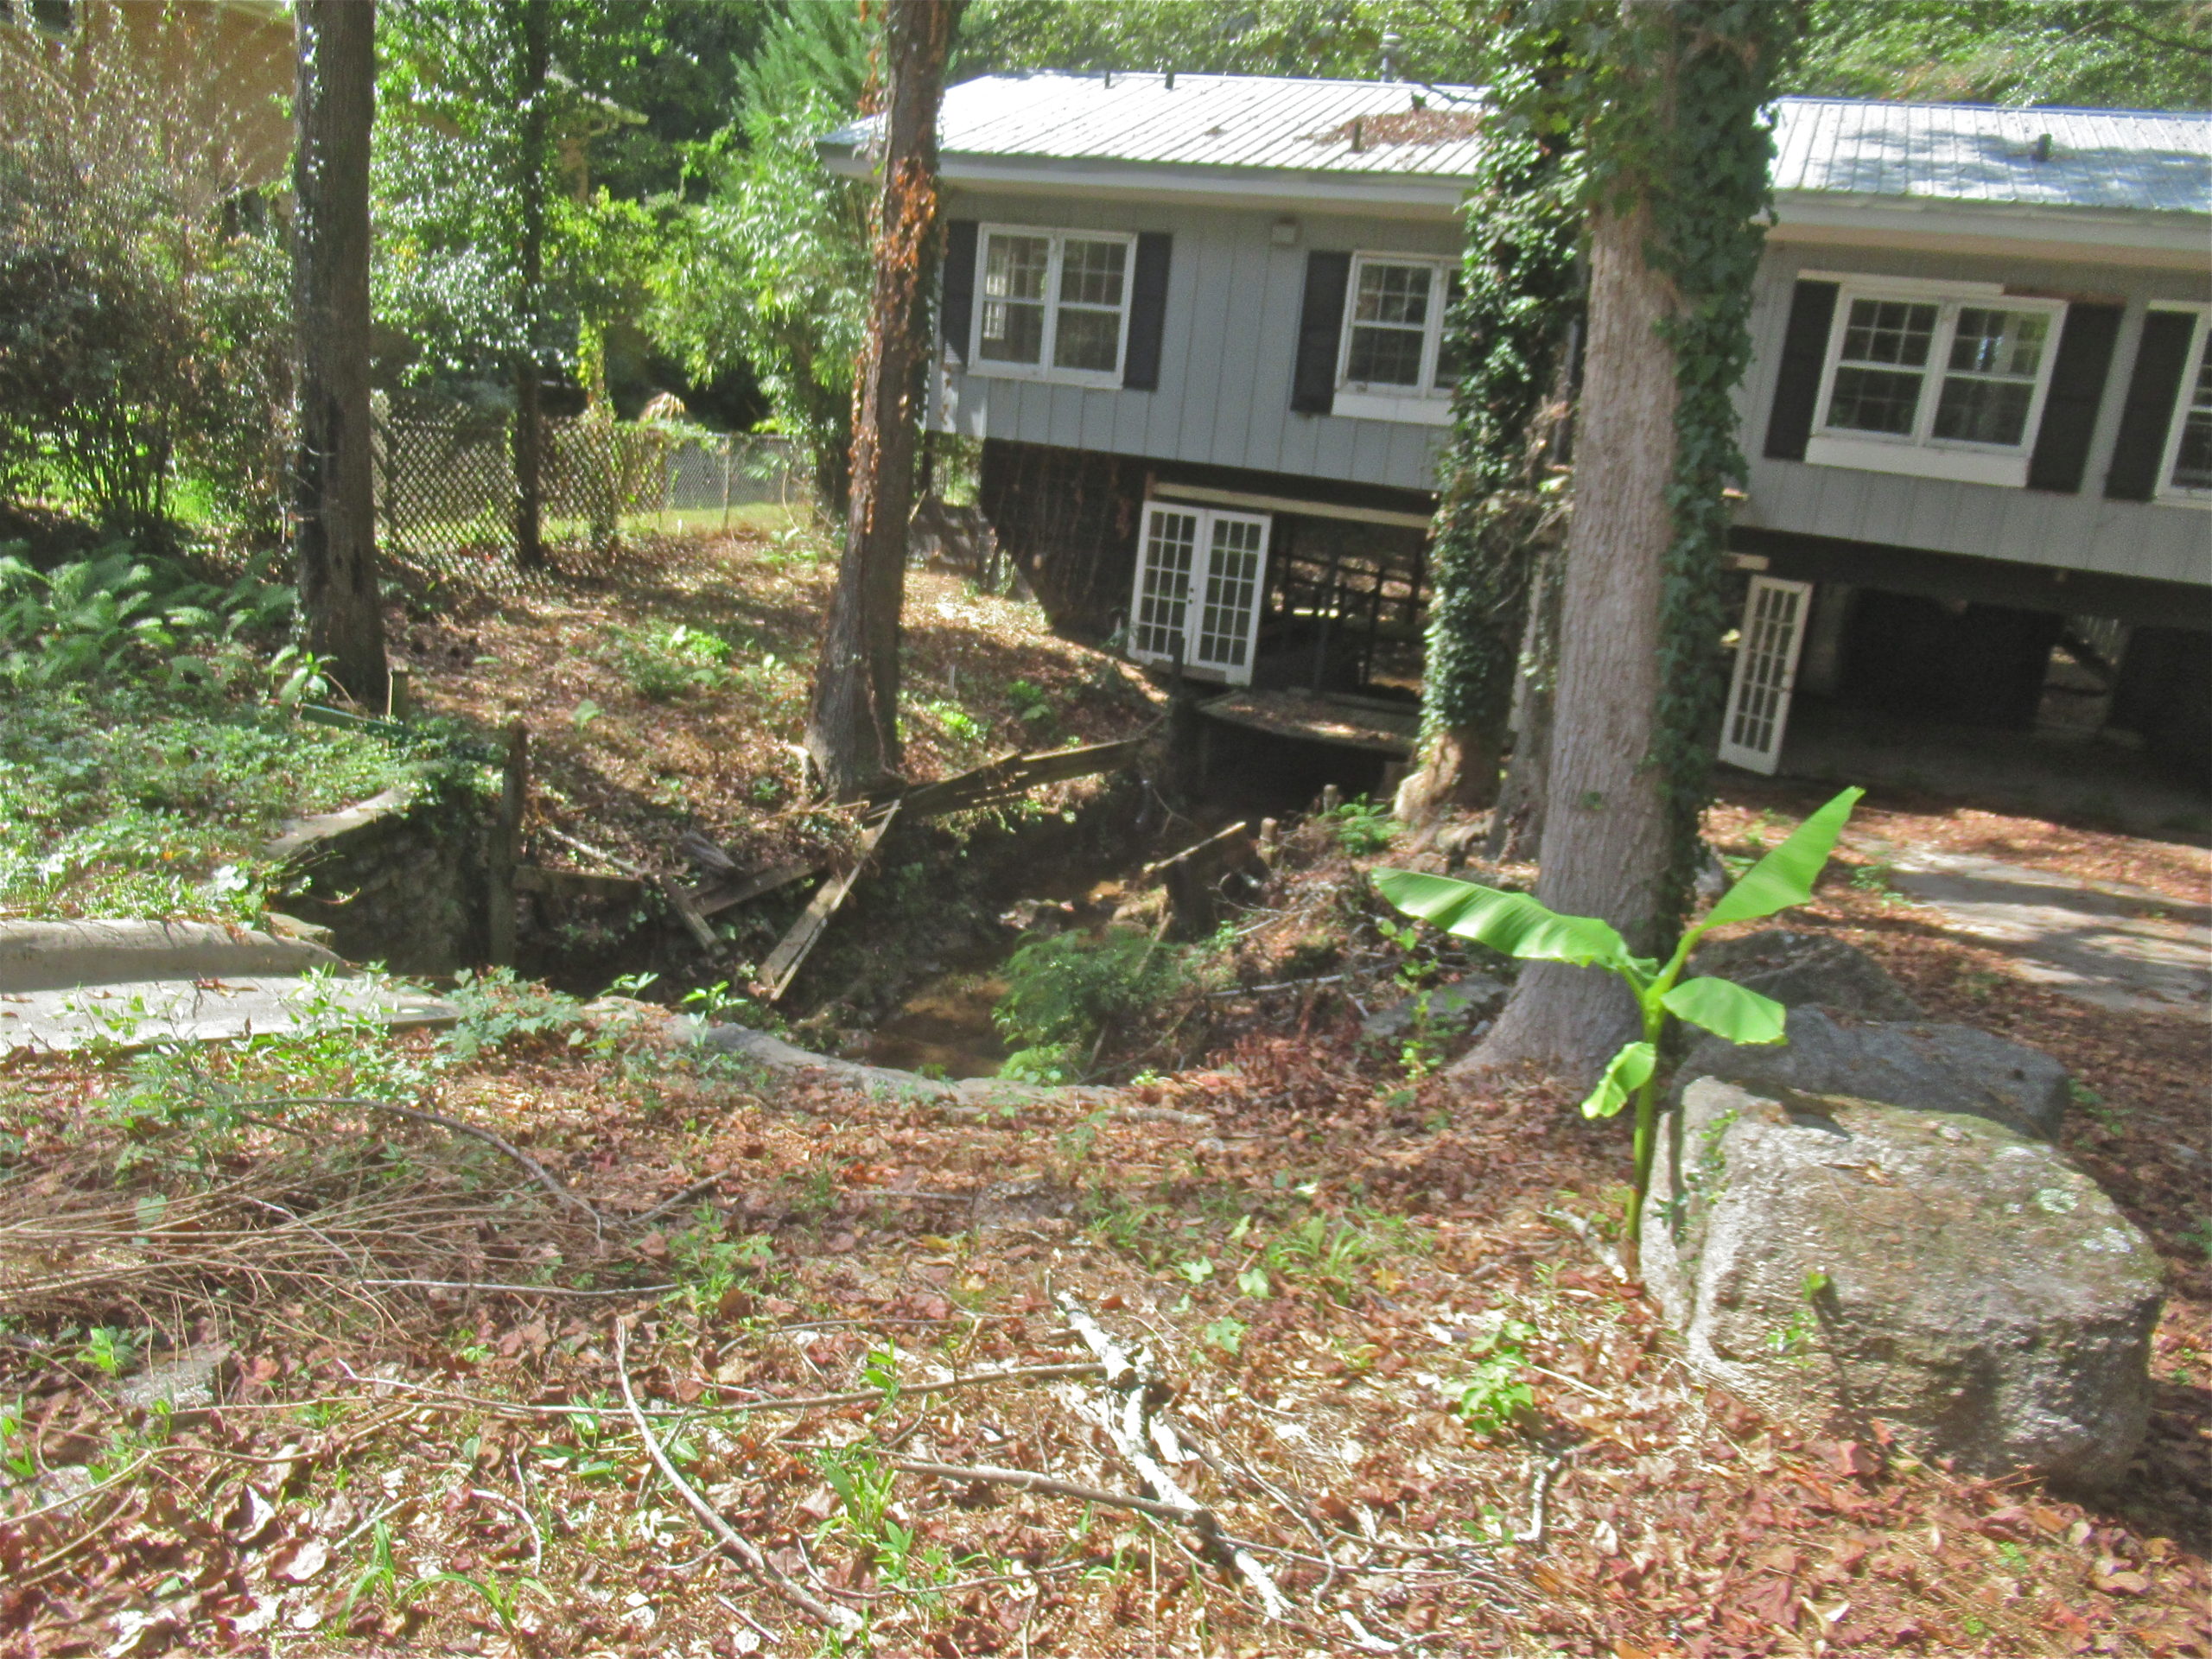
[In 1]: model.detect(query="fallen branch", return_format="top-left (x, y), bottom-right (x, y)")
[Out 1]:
top-left (718, 1361), bottom-right (1103, 1414)
top-left (1057, 1293), bottom-right (1292, 1619)
top-left (886, 1458), bottom-right (1198, 1525)
top-left (612, 1318), bottom-right (858, 1637)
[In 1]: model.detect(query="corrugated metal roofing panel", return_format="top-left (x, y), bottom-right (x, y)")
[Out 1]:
top-left (825, 72), bottom-right (1488, 181)
top-left (823, 75), bottom-right (2210, 219)
top-left (1770, 97), bottom-right (2210, 216)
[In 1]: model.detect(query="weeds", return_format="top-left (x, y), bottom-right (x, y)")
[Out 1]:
top-left (995, 928), bottom-right (1187, 1078)
top-left (605, 620), bottom-right (732, 700)
top-left (1320, 793), bottom-right (1398, 855)
top-left (1454, 1318), bottom-right (1538, 1437)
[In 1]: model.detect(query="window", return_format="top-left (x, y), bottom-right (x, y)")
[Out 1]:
top-left (2158, 306), bottom-right (2212, 504)
top-left (1334, 253), bottom-right (1459, 423)
top-left (1805, 278), bottom-right (2065, 488)
top-left (972, 226), bottom-right (1134, 382)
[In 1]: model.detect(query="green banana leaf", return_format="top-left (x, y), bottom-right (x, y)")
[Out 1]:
top-left (1373, 871), bottom-right (1630, 969)
top-left (1580, 1040), bottom-right (1656, 1120)
top-left (1700, 786), bottom-right (1866, 931)
top-left (1661, 976), bottom-right (1787, 1045)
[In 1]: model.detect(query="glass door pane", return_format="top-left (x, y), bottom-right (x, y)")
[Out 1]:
top-left (1192, 512), bottom-right (1268, 676)
top-left (1130, 505), bottom-right (1200, 665)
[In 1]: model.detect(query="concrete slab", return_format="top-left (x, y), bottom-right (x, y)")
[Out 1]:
top-left (0, 973), bottom-right (457, 1054)
top-left (1885, 847), bottom-right (2211, 1016)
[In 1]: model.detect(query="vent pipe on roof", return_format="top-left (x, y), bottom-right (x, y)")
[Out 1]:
top-left (1165, 68), bottom-right (1176, 90)
top-left (2032, 131), bottom-right (2053, 162)
top-left (1381, 30), bottom-right (1401, 79)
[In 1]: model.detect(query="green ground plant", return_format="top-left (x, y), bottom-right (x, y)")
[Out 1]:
top-left (1376, 786), bottom-right (1863, 1249)
top-left (1320, 794), bottom-right (1398, 856)
top-left (605, 620), bottom-right (733, 701)
top-left (995, 928), bottom-right (1187, 1082)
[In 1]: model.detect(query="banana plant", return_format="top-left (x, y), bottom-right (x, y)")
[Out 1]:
top-left (1374, 786), bottom-right (1864, 1251)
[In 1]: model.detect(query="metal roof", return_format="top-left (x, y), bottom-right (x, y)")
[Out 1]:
top-left (1770, 97), bottom-right (2211, 218)
top-left (823, 74), bottom-right (2209, 220)
top-left (823, 72), bottom-right (1487, 181)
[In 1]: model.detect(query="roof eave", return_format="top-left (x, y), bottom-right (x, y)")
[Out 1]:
top-left (1770, 189), bottom-right (2210, 268)
top-left (819, 142), bottom-right (1473, 219)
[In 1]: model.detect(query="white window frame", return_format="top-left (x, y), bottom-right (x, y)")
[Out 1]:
top-left (1126, 501), bottom-right (1273, 686)
top-left (967, 224), bottom-right (1136, 388)
top-left (2151, 302), bottom-right (2212, 510)
top-left (1334, 251), bottom-right (1456, 427)
top-left (1802, 273), bottom-right (2067, 489)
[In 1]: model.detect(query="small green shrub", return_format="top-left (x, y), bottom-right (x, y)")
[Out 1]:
top-left (994, 928), bottom-right (1185, 1069)
top-left (607, 621), bottom-right (732, 700)
top-left (1454, 1318), bottom-right (1538, 1436)
top-left (1319, 793), bottom-right (1397, 855)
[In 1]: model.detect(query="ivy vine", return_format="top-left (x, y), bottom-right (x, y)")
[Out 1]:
top-left (1426, 2), bottom-right (1798, 934)
top-left (1420, 37), bottom-right (1584, 773)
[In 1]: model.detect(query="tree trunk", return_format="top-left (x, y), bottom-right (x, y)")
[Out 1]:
top-left (512, 0), bottom-right (550, 571)
top-left (1458, 199), bottom-right (1677, 1085)
top-left (291, 0), bottom-right (386, 706)
top-left (1484, 528), bottom-right (1564, 863)
top-left (804, 0), bottom-right (959, 802)
top-left (1394, 721), bottom-right (1505, 824)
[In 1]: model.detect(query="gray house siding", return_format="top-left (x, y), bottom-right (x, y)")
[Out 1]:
top-left (1736, 241), bottom-right (2212, 589)
top-left (932, 188), bottom-right (1457, 494)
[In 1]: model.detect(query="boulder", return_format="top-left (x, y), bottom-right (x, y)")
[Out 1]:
top-left (1642, 1079), bottom-right (2161, 1487)
top-left (1688, 929), bottom-right (1921, 1021)
top-left (1362, 974), bottom-right (1508, 1043)
top-left (1678, 1005), bottom-right (2070, 1141)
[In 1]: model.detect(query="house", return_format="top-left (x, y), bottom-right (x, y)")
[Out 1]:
top-left (1724, 99), bottom-right (2210, 784)
top-left (821, 76), bottom-right (2212, 786)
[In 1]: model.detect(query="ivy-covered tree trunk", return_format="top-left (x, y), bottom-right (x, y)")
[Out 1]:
top-left (804, 0), bottom-right (960, 802)
top-left (1465, 196), bottom-right (1677, 1080)
top-left (1461, 0), bottom-right (1798, 1086)
top-left (511, 0), bottom-right (550, 572)
top-left (1399, 72), bottom-right (1581, 830)
top-left (292, 0), bottom-right (387, 706)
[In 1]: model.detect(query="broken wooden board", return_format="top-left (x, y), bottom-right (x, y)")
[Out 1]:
top-left (899, 737), bottom-right (1144, 821)
top-left (513, 866), bottom-right (648, 904)
top-left (756, 802), bottom-right (901, 1001)
top-left (689, 858), bottom-right (819, 919)
top-left (1138, 821), bottom-right (1258, 888)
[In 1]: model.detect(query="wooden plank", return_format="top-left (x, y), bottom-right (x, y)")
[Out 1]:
top-left (658, 874), bottom-right (721, 954)
top-left (486, 722), bottom-right (528, 968)
top-left (513, 866), bottom-right (647, 903)
top-left (757, 803), bottom-right (901, 1001)
top-left (899, 738), bottom-right (1145, 822)
top-left (690, 858), bottom-right (818, 918)
top-left (1139, 821), bottom-right (1255, 889)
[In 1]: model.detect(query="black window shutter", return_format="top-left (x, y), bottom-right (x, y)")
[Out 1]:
top-left (1763, 279), bottom-right (1839, 461)
top-left (1290, 250), bottom-right (1352, 415)
top-left (2105, 308), bottom-right (2195, 501)
top-left (2025, 302), bottom-right (2120, 493)
top-left (1122, 232), bottom-right (1172, 391)
top-left (941, 219), bottom-right (978, 365)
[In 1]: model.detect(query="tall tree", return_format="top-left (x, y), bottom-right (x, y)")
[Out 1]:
top-left (1464, 0), bottom-right (1799, 1084)
top-left (804, 0), bottom-right (961, 801)
top-left (293, 0), bottom-right (389, 704)
top-left (511, 0), bottom-right (551, 569)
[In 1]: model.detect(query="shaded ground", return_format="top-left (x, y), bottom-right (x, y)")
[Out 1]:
top-left (1, 789), bottom-right (2205, 1657)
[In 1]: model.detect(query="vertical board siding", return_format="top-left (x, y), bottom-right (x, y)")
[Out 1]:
top-left (939, 188), bottom-right (1457, 494)
top-left (1738, 241), bottom-right (2211, 590)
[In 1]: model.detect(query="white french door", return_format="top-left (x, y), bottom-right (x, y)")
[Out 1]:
top-left (1128, 502), bottom-right (1271, 684)
top-left (1719, 576), bottom-right (1813, 775)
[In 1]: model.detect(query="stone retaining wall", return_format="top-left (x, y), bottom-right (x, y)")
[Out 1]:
top-left (267, 785), bottom-right (488, 975)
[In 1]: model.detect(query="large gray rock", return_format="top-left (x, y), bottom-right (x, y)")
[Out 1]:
top-left (1362, 974), bottom-right (1507, 1043)
top-left (1679, 1006), bottom-right (2071, 1141)
top-left (1687, 929), bottom-right (1921, 1021)
top-left (1642, 1079), bottom-right (2161, 1487)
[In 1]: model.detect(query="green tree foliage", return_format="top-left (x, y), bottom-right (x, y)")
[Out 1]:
top-left (0, 29), bottom-right (289, 543)
top-left (652, 0), bottom-right (874, 508)
top-left (372, 0), bottom-right (670, 391)
top-left (1792, 1), bottom-right (2211, 111)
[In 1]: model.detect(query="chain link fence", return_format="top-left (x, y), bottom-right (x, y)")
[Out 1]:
top-left (371, 399), bottom-right (800, 576)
